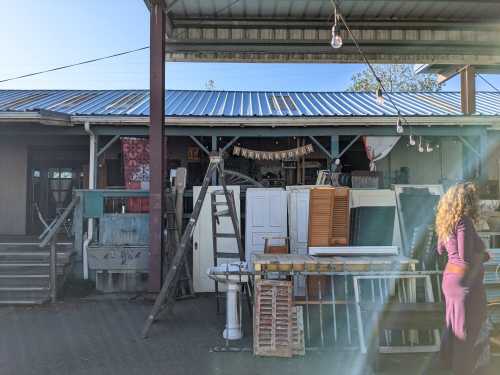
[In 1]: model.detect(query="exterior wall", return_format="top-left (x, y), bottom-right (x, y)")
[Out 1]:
top-left (377, 137), bottom-right (463, 185)
top-left (0, 137), bottom-right (28, 235)
top-left (487, 133), bottom-right (500, 182)
top-left (0, 133), bottom-right (89, 236)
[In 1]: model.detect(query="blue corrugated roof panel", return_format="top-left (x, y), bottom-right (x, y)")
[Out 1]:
top-left (0, 89), bottom-right (499, 117)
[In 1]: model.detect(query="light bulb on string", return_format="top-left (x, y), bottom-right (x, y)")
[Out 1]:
top-left (375, 85), bottom-right (384, 106)
top-left (335, 158), bottom-right (341, 165)
top-left (418, 137), bottom-right (424, 153)
top-left (331, 24), bottom-right (343, 49)
top-left (396, 117), bottom-right (404, 134)
top-left (426, 143), bottom-right (433, 153)
top-left (330, 6), bottom-right (343, 49)
top-left (409, 135), bottom-right (416, 146)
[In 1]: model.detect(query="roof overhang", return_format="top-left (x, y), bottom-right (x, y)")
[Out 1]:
top-left (416, 63), bottom-right (500, 84)
top-left (0, 109), bottom-right (71, 126)
top-left (71, 114), bottom-right (500, 128)
top-left (146, 0), bottom-right (500, 64)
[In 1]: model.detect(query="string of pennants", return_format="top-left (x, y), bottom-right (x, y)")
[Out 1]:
top-left (232, 144), bottom-right (314, 160)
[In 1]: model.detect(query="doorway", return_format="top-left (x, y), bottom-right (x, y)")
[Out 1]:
top-left (27, 146), bottom-right (87, 235)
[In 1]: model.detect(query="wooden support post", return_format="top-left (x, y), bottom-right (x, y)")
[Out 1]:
top-left (330, 136), bottom-right (339, 171)
top-left (148, 0), bottom-right (166, 292)
top-left (479, 129), bottom-right (488, 183)
top-left (50, 236), bottom-right (57, 303)
top-left (460, 66), bottom-right (476, 115)
top-left (211, 136), bottom-right (217, 185)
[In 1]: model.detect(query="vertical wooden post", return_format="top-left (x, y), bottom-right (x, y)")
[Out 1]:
top-left (330, 136), bottom-right (339, 171)
top-left (460, 66), bottom-right (476, 115)
top-left (148, 0), bottom-right (166, 291)
top-left (50, 236), bottom-right (57, 303)
top-left (211, 136), bottom-right (217, 185)
top-left (479, 129), bottom-right (488, 183)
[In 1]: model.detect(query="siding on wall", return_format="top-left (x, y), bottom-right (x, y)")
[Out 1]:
top-left (377, 137), bottom-right (463, 185)
top-left (0, 139), bottom-right (27, 235)
top-left (487, 133), bottom-right (500, 181)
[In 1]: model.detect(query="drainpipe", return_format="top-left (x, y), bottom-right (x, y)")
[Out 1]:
top-left (83, 121), bottom-right (97, 280)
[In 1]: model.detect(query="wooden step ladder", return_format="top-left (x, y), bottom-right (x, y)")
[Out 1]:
top-left (210, 189), bottom-right (244, 313)
top-left (142, 153), bottom-right (249, 338)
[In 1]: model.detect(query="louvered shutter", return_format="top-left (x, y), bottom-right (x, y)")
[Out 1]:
top-left (308, 188), bottom-right (334, 247)
top-left (330, 188), bottom-right (350, 246)
top-left (308, 187), bottom-right (350, 247)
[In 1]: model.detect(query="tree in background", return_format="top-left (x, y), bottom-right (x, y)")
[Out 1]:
top-left (348, 64), bottom-right (441, 92)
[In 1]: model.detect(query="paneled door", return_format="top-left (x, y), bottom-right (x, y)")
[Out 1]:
top-left (245, 188), bottom-right (288, 263)
top-left (287, 186), bottom-right (312, 296)
top-left (192, 186), bottom-right (240, 293)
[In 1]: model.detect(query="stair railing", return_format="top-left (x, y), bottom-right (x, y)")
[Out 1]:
top-left (39, 195), bottom-right (80, 303)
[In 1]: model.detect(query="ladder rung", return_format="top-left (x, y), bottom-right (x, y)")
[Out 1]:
top-left (212, 202), bottom-right (229, 206)
top-left (214, 233), bottom-right (237, 238)
top-left (216, 253), bottom-right (241, 259)
top-left (213, 209), bottom-right (230, 217)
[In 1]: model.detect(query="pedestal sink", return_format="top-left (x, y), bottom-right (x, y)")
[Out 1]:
top-left (207, 262), bottom-right (249, 340)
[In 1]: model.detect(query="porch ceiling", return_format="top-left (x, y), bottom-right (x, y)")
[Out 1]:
top-left (145, 0), bottom-right (500, 64)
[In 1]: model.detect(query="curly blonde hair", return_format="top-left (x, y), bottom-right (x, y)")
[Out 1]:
top-left (435, 182), bottom-right (479, 241)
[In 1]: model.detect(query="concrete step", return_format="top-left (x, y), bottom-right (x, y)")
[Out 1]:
top-left (0, 287), bottom-right (50, 305)
top-left (0, 274), bottom-right (49, 287)
top-left (0, 243), bottom-right (72, 252)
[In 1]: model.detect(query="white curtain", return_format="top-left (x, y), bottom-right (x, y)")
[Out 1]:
top-left (363, 136), bottom-right (400, 171)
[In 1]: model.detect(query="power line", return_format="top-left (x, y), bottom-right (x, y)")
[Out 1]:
top-left (478, 74), bottom-right (500, 93)
top-left (0, 46), bottom-right (149, 84)
top-left (0, 0), bottom-right (243, 85)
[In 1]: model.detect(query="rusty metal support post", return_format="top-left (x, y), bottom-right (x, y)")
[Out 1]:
top-left (460, 66), bottom-right (476, 115)
top-left (50, 236), bottom-right (57, 303)
top-left (148, 0), bottom-right (166, 291)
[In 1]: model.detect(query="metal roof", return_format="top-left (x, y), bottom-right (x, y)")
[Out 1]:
top-left (1, 89), bottom-right (500, 117)
top-left (160, 0), bottom-right (500, 22)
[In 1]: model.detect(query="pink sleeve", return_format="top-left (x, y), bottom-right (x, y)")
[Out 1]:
top-left (457, 218), bottom-right (477, 264)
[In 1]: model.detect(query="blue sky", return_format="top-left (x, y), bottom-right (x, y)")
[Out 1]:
top-left (0, 0), bottom-right (499, 92)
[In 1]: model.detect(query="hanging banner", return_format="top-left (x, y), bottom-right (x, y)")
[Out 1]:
top-left (363, 136), bottom-right (400, 171)
top-left (233, 144), bottom-right (314, 160)
top-left (122, 137), bottom-right (150, 213)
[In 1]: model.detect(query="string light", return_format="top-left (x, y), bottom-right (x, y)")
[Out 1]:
top-left (409, 135), bottom-right (416, 146)
top-left (418, 137), bottom-right (424, 153)
top-left (335, 158), bottom-right (341, 165)
top-left (375, 85), bottom-right (384, 106)
top-left (426, 143), bottom-right (434, 153)
top-left (330, 1), bottom-right (417, 136)
top-left (330, 5), bottom-right (343, 49)
top-left (396, 117), bottom-right (404, 134)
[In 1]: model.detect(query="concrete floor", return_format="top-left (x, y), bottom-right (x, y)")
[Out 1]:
top-left (0, 295), bottom-right (498, 375)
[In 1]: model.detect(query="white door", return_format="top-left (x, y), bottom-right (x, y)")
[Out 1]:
top-left (287, 186), bottom-right (312, 296)
top-left (245, 188), bottom-right (288, 263)
top-left (192, 186), bottom-right (241, 293)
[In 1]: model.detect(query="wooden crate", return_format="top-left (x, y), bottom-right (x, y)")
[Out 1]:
top-left (254, 279), bottom-right (293, 357)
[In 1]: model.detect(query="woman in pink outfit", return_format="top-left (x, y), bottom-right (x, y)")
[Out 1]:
top-left (436, 182), bottom-right (491, 375)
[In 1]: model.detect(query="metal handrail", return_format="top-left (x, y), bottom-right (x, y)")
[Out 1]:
top-left (38, 195), bottom-right (80, 303)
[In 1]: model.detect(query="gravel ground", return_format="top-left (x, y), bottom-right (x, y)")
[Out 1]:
top-left (0, 295), bottom-right (498, 375)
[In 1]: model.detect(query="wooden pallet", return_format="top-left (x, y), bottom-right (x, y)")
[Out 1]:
top-left (254, 279), bottom-right (293, 357)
